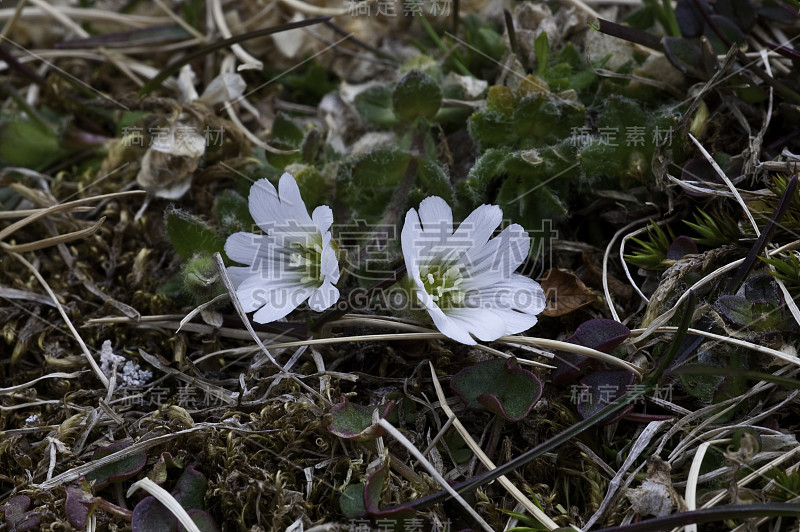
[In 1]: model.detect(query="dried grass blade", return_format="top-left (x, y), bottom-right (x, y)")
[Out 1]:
top-left (1, 216), bottom-right (106, 252)
top-left (126, 477), bottom-right (201, 532)
top-left (0, 190), bottom-right (144, 242)
top-left (0, 371), bottom-right (83, 394)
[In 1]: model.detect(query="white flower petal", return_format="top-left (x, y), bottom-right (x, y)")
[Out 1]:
top-left (462, 224), bottom-right (531, 287)
top-left (249, 178), bottom-right (282, 231)
top-left (417, 196), bottom-right (453, 236)
top-left (226, 266), bottom-right (253, 288)
top-left (312, 205), bottom-right (334, 233)
top-left (308, 280), bottom-right (339, 311)
top-left (445, 307), bottom-right (507, 341)
top-left (463, 275), bottom-right (546, 332)
top-left (235, 275), bottom-right (300, 312)
top-left (320, 239), bottom-right (340, 283)
top-left (278, 172), bottom-right (314, 226)
top-left (452, 204), bottom-right (502, 252)
top-left (490, 308), bottom-right (540, 335)
top-left (401, 208), bottom-right (424, 282)
top-left (252, 284), bottom-right (315, 324)
top-left (426, 303), bottom-right (476, 345)
top-left (224, 231), bottom-right (262, 265)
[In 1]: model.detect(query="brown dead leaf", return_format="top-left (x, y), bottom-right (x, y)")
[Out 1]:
top-left (540, 268), bottom-right (597, 317)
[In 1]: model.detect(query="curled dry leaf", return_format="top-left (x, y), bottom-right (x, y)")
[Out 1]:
top-left (626, 456), bottom-right (679, 518)
top-left (540, 268), bottom-right (597, 317)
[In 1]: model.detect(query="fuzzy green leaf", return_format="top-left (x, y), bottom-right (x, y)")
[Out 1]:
top-left (355, 85), bottom-right (399, 127)
top-left (165, 207), bottom-right (225, 261)
top-left (392, 70), bottom-right (442, 121)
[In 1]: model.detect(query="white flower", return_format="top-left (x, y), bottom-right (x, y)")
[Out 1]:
top-left (401, 196), bottom-right (546, 345)
top-left (224, 173), bottom-right (340, 323)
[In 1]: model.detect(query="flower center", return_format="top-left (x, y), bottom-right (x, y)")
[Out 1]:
top-left (420, 263), bottom-right (464, 308)
top-left (289, 239), bottom-right (324, 285)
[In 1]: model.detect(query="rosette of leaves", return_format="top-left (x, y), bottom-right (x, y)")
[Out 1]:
top-left (464, 75), bottom-right (680, 233)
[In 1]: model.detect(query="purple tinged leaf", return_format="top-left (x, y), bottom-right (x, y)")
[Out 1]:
top-left (552, 319), bottom-right (631, 386)
top-left (363, 465), bottom-right (417, 521)
top-left (65, 483), bottom-right (97, 529)
top-left (0, 495), bottom-right (41, 530)
top-left (451, 358), bottom-right (543, 422)
top-left (171, 466), bottom-right (208, 511)
top-left (328, 396), bottom-right (396, 441)
top-left (680, 157), bottom-right (721, 197)
top-left (551, 352), bottom-right (592, 386)
top-left (0, 495), bottom-right (31, 521)
top-left (178, 510), bottom-right (221, 532)
top-left (85, 441), bottom-right (148, 489)
top-left (132, 467), bottom-right (217, 532)
top-left (667, 236), bottom-right (698, 260)
top-left (716, 295), bottom-right (753, 326)
top-left (575, 370), bottom-right (636, 424)
top-left (567, 318), bottom-right (631, 353)
top-left (132, 496), bottom-right (178, 532)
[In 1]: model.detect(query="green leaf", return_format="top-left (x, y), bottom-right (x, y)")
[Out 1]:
top-left (450, 358), bottom-right (543, 422)
top-left (165, 207), bottom-right (225, 261)
top-left (716, 295), bottom-right (753, 327)
top-left (350, 148), bottom-right (412, 221)
top-left (265, 113), bottom-right (303, 168)
top-left (0, 119), bottom-right (67, 170)
top-left (327, 396), bottom-right (396, 441)
top-left (534, 32), bottom-right (549, 76)
top-left (169, 466), bottom-right (208, 511)
top-left (392, 70), bottom-right (442, 121)
top-left (214, 189), bottom-right (253, 235)
top-left (415, 157), bottom-right (452, 201)
top-left (339, 483), bottom-right (367, 518)
top-left (355, 85), bottom-right (399, 127)
top-left (85, 442), bottom-right (148, 490)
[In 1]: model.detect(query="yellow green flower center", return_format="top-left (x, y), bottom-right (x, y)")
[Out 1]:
top-left (420, 263), bottom-right (464, 308)
top-left (289, 239), bottom-right (324, 285)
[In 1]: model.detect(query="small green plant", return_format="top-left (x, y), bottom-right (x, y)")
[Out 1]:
top-left (624, 222), bottom-right (673, 270)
